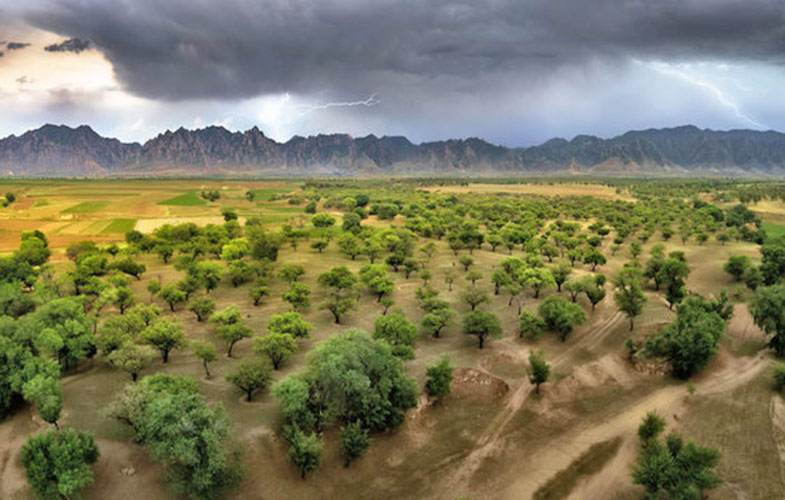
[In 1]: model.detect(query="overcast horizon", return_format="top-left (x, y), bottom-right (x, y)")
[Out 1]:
top-left (2, 1), bottom-right (785, 147)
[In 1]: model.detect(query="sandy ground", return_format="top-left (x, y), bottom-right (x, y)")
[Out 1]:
top-left (421, 183), bottom-right (635, 201)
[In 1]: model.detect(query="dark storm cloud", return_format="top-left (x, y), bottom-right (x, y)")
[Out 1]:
top-left (6, 42), bottom-right (31, 50)
top-left (44, 37), bottom-right (91, 53)
top-left (20, 0), bottom-right (785, 102)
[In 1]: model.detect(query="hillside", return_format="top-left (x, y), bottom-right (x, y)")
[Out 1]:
top-left (3, 124), bottom-right (785, 176)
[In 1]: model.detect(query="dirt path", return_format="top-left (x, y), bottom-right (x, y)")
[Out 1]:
top-left (770, 395), bottom-right (785, 489)
top-left (441, 310), bottom-right (625, 495)
top-left (506, 350), bottom-right (768, 499)
top-left (440, 300), bottom-right (768, 499)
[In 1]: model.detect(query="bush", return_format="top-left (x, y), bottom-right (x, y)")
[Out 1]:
top-left (20, 428), bottom-right (100, 500)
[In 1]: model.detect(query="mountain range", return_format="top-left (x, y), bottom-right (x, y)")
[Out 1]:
top-left (3, 124), bottom-right (785, 176)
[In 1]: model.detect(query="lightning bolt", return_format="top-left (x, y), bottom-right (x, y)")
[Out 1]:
top-left (297, 93), bottom-right (381, 117)
top-left (636, 60), bottom-right (765, 129)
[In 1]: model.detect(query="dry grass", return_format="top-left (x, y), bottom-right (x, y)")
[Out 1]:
top-left (421, 182), bottom-right (634, 201)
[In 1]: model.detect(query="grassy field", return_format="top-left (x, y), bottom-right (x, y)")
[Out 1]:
top-left (762, 221), bottom-right (785, 239)
top-left (102, 219), bottom-right (138, 234)
top-left (157, 190), bottom-right (207, 206)
top-left (0, 179), bottom-right (782, 499)
top-left (62, 200), bottom-right (111, 213)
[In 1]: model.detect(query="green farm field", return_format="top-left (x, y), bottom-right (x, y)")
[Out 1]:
top-left (1, 178), bottom-right (784, 499)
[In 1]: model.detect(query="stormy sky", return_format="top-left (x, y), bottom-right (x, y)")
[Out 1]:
top-left (1, 0), bottom-right (784, 146)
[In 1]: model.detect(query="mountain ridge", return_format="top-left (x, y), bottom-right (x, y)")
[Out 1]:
top-left (3, 123), bottom-right (785, 176)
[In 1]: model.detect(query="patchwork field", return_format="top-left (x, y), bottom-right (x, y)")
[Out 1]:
top-left (0, 180), bottom-right (300, 254)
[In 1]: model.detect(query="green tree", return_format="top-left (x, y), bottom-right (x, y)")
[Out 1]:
top-left (583, 248), bottom-right (607, 271)
top-left (420, 304), bottom-right (454, 339)
top-left (613, 267), bottom-right (647, 330)
top-left (177, 275), bottom-right (202, 301)
top-left (211, 306), bottom-right (253, 357)
top-left (338, 233), bottom-right (363, 260)
top-left (380, 296), bottom-right (395, 315)
top-left (158, 284), bottom-right (186, 312)
top-left (311, 213), bottom-right (336, 228)
top-left (528, 349), bottom-right (550, 394)
top-left (723, 254), bottom-right (752, 282)
top-left (359, 263), bottom-right (395, 301)
top-left (657, 257), bottom-right (691, 309)
top-left (583, 274), bottom-right (607, 312)
top-left (247, 225), bottom-right (282, 261)
top-left (108, 343), bottom-right (155, 382)
top-left (279, 263), bottom-right (306, 283)
top-left (524, 267), bottom-right (555, 298)
top-left (146, 277), bottom-right (161, 303)
top-left (318, 266), bottom-right (357, 291)
top-left (319, 292), bottom-right (358, 324)
top-left (286, 429), bottom-right (323, 479)
top-left (225, 260), bottom-right (255, 287)
top-left (0, 281), bottom-right (35, 318)
top-left (444, 268), bottom-right (457, 291)
top-left (311, 239), bottom-right (329, 254)
top-left (630, 241), bottom-right (642, 258)
top-left (339, 421), bottom-right (370, 467)
top-left (111, 257), bottom-right (146, 280)
top-left (127, 303), bottom-right (161, 327)
top-left (425, 355), bottom-right (454, 401)
top-left (155, 244), bottom-right (174, 264)
top-left (749, 285), bottom-right (785, 357)
top-left (283, 282), bottom-right (311, 311)
top-left (462, 310), bottom-right (502, 349)
top-left (194, 260), bottom-right (224, 293)
top-left (32, 298), bottom-right (96, 371)
top-left (141, 320), bottom-right (186, 363)
top-left (22, 375), bottom-right (63, 428)
top-left (644, 253), bottom-right (665, 290)
top-left (538, 295), bottom-right (586, 342)
top-left (563, 279), bottom-right (585, 302)
top-left (16, 231), bottom-right (51, 266)
top-left (249, 281), bottom-right (270, 306)
top-left (519, 310), bottom-right (546, 339)
top-left (188, 295), bottom-right (215, 322)
top-left (192, 340), bottom-right (218, 378)
top-left (549, 262), bottom-right (572, 293)
top-left (744, 266), bottom-right (763, 290)
top-left (220, 238), bottom-right (249, 261)
top-left (226, 358), bottom-right (273, 401)
top-left (268, 311), bottom-right (313, 339)
top-left (461, 285), bottom-right (489, 311)
top-left (760, 236), bottom-right (785, 285)
top-left (459, 254), bottom-right (474, 271)
top-left (373, 311), bottom-right (418, 359)
top-left (274, 329), bottom-right (417, 433)
top-left (774, 363), bottom-right (785, 391)
top-left (253, 332), bottom-right (299, 369)
top-left (632, 413), bottom-right (721, 498)
top-left (104, 374), bottom-right (245, 499)
top-left (638, 410), bottom-right (665, 441)
top-left (645, 295), bottom-right (729, 378)
top-left (20, 429), bottom-right (99, 500)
